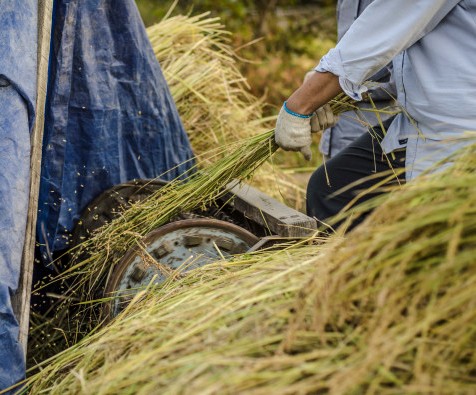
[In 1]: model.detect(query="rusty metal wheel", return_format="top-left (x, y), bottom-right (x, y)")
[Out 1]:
top-left (103, 218), bottom-right (259, 318)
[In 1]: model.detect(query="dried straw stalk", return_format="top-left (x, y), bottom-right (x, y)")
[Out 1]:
top-left (147, 13), bottom-right (311, 209)
top-left (22, 144), bottom-right (476, 394)
top-left (148, 13), bottom-right (268, 161)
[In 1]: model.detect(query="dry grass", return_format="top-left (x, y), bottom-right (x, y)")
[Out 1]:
top-left (147, 13), bottom-right (312, 209)
top-left (149, 13), bottom-right (270, 161)
top-left (26, 89), bottom-right (356, 365)
top-left (21, 144), bottom-right (476, 394)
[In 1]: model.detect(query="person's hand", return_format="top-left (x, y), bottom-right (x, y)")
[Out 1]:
top-left (311, 104), bottom-right (337, 132)
top-left (274, 104), bottom-right (313, 161)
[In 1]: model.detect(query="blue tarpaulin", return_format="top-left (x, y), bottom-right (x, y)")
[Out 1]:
top-left (37, 0), bottom-right (195, 260)
top-left (0, 0), bottom-right (37, 390)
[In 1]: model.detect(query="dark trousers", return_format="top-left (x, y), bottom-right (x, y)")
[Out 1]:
top-left (307, 121), bottom-right (406, 229)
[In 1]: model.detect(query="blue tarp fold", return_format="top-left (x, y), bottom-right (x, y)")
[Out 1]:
top-left (0, 0), bottom-right (38, 390)
top-left (37, 0), bottom-right (195, 259)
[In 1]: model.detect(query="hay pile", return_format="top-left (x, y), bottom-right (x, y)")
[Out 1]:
top-left (24, 144), bottom-right (476, 394)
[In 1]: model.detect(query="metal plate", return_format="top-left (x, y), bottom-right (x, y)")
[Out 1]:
top-left (104, 219), bottom-right (259, 318)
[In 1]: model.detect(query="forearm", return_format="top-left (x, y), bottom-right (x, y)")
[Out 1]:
top-left (285, 71), bottom-right (342, 115)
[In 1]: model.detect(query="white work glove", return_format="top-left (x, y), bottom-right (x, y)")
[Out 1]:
top-left (275, 105), bottom-right (313, 161)
top-left (275, 103), bottom-right (337, 161)
top-left (311, 104), bottom-right (337, 132)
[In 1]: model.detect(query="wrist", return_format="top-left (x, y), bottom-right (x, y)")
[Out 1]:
top-left (283, 101), bottom-right (314, 119)
top-left (285, 96), bottom-right (317, 116)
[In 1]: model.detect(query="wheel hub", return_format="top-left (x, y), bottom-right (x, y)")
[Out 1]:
top-left (104, 218), bottom-right (259, 318)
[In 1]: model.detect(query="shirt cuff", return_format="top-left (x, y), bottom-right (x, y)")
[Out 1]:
top-left (315, 48), bottom-right (368, 101)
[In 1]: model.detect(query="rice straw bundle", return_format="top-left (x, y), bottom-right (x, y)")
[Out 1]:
top-left (23, 144), bottom-right (476, 394)
top-left (27, 130), bottom-right (276, 360)
top-left (148, 13), bottom-right (268, 160)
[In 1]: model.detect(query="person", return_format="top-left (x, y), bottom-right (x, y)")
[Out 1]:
top-left (316, 0), bottom-right (396, 160)
top-left (275, 0), bottom-right (476, 228)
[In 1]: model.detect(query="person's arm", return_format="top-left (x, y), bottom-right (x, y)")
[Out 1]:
top-left (286, 71), bottom-right (342, 116)
top-left (315, 0), bottom-right (460, 97)
top-left (293, 0), bottom-right (461, 114)
top-left (275, 0), bottom-right (461, 159)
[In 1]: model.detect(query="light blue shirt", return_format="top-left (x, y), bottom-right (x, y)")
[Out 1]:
top-left (320, 0), bottom-right (396, 158)
top-left (316, 0), bottom-right (476, 179)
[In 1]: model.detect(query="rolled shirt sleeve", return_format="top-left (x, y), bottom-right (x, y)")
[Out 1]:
top-left (315, 0), bottom-right (461, 99)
